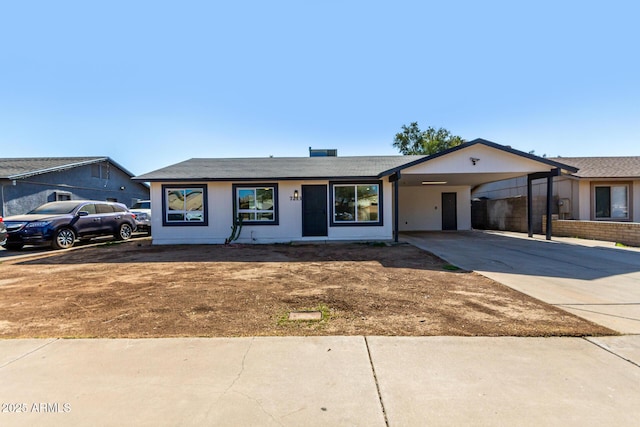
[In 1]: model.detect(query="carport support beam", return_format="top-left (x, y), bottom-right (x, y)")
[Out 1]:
top-left (389, 172), bottom-right (400, 243)
top-left (528, 169), bottom-right (560, 240)
top-left (394, 179), bottom-right (399, 242)
top-left (527, 175), bottom-right (533, 237)
top-left (546, 173), bottom-right (553, 240)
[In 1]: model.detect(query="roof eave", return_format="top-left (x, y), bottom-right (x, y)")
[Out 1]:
top-left (133, 175), bottom-right (381, 182)
top-left (7, 157), bottom-right (114, 180)
top-left (378, 138), bottom-right (579, 176)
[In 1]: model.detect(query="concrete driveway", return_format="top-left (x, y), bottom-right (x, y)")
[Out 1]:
top-left (402, 231), bottom-right (640, 334)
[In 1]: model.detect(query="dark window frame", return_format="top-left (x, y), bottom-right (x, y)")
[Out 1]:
top-left (329, 180), bottom-right (383, 227)
top-left (232, 183), bottom-right (279, 226)
top-left (161, 184), bottom-right (209, 227)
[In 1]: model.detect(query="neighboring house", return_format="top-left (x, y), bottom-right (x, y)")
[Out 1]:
top-left (0, 157), bottom-right (150, 216)
top-left (134, 139), bottom-right (576, 245)
top-left (472, 156), bottom-right (640, 243)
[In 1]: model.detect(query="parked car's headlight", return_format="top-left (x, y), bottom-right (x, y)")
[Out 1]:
top-left (26, 221), bottom-right (51, 228)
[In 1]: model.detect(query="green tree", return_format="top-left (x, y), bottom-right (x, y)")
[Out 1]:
top-left (393, 122), bottom-right (464, 155)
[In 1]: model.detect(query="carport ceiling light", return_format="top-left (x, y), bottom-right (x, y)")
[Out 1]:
top-left (421, 181), bottom-right (447, 185)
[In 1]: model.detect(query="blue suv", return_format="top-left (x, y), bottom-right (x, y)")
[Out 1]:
top-left (2, 200), bottom-right (137, 250)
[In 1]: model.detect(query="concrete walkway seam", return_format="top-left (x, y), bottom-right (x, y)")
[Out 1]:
top-left (557, 304), bottom-right (640, 323)
top-left (0, 338), bottom-right (59, 369)
top-left (584, 336), bottom-right (640, 369)
top-left (364, 336), bottom-right (389, 427)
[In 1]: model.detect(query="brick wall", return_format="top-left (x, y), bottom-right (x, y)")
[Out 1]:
top-left (542, 216), bottom-right (640, 247)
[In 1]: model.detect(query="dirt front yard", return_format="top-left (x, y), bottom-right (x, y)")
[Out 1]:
top-left (0, 240), bottom-right (613, 338)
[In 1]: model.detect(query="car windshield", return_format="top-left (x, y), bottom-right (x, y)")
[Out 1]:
top-left (28, 202), bottom-right (82, 215)
top-left (132, 202), bottom-right (150, 209)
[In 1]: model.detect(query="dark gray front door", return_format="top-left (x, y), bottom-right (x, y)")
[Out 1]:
top-left (442, 192), bottom-right (457, 231)
top-left (302, 185), bottom-right (328, 237)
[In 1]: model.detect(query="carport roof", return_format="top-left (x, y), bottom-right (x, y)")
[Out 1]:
top-left (134, 139), bottom-right (579, 182)
top-left (380, 139), bottom-right (578, 176)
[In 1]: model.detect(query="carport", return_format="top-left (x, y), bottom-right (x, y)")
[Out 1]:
top-left (383, 139), bottom-right (578, 242)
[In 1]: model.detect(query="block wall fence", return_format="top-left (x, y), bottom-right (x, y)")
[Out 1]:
top-left (543, 216), bottom-right (640, 247)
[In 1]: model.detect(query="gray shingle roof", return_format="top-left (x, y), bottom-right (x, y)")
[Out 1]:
top-left (134, 156), bottom-right (426, 181)
top-left (0, 157), bottom-right (133, 179)
top-left (134, 138), bottom-right (579, 182)
top-left (548, 157), bottom-right (640, 178)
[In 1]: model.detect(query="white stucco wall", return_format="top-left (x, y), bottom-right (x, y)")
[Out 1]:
top-left (398, 185), bottom-right (471, 231)
top-left (149, 180), bottom-right (394, 244)
top-left (403, 145), bottom-right (552, 175)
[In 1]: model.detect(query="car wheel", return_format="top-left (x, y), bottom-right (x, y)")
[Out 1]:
top-left (3, 243), bottom-right (24, 250)
top-left (116, 223), bottom-right (133, 240)
top-left (52, 228), bottom-right (76, 250)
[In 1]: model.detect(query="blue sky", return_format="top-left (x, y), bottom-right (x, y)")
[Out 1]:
top-left (1, 1), bottom-right (638, 175)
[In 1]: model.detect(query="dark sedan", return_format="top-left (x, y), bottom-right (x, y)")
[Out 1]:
top-left (2, 200), bottom-right (137, 250)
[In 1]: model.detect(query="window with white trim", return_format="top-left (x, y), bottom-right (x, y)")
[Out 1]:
top-left (162, 185), bottom-right (207, 225)
top-left (233, 184), bottom-right (278, 224)
top-left (331, 183), bottom-right (381, 225)
top-left (595, 184), bottom-right (629, 220)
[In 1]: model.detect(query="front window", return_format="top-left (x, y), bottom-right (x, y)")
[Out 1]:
top-left (162, 185), bottom-right (207, 226)
top-left (331, 182), bottom-right (381, 225)
top-left (595, 185), bottom-right (629, 220)
top-left (233, 184), bottom-right (278, 224)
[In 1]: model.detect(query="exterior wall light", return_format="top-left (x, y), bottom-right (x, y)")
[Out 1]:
top-left (290, 190), bottom-right (300, 201)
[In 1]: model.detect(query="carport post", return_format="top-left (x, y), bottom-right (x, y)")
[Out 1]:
top-left (546, 172), bottom-right (553, 240)
top-left (527, 175), bottom-right (533, 237)
top-left (389, 172), bottom-right (400, 243)
top-left (527, 169), bottom-right (559, 240)
top-left (394, 179), bottom-right (399, 242)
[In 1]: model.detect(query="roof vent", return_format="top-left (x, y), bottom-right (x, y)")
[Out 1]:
top-left (309, 147), bottom-right (337, 157)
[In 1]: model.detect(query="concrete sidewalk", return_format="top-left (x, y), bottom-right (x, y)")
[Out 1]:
top-left (1, 336), bottom-right (639, 426)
